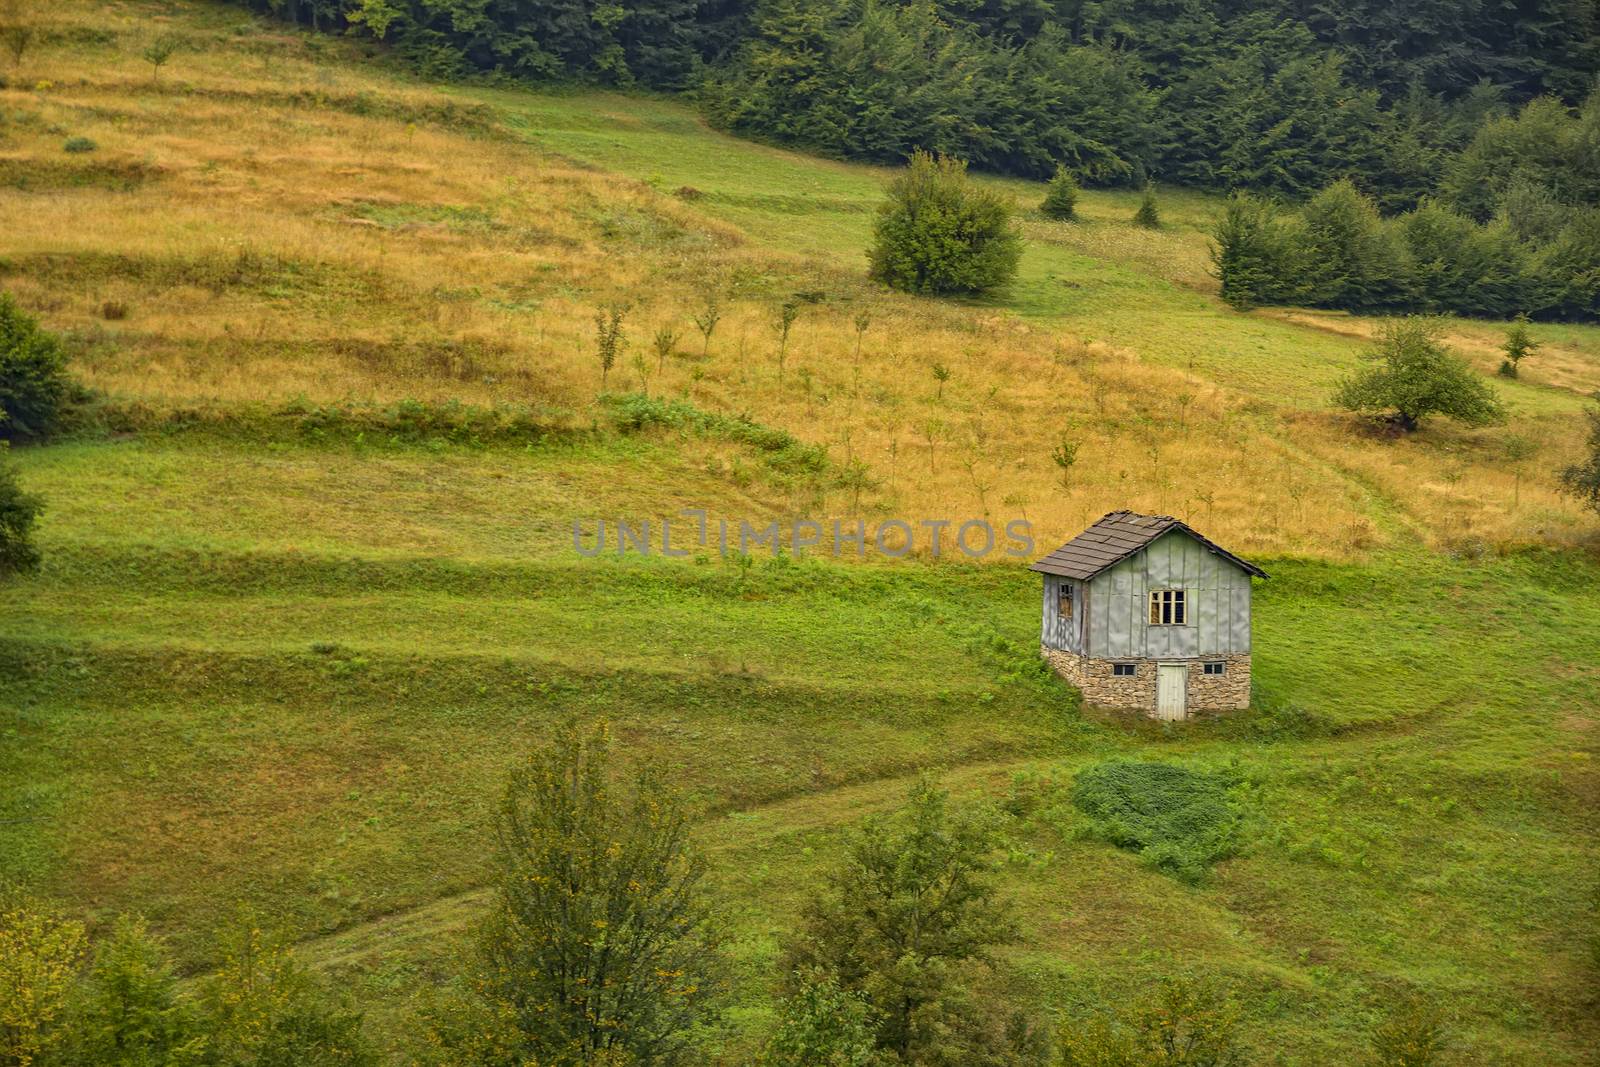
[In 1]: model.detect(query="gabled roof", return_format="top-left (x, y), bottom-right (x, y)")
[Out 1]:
top-left (1029, 510), bottom-right (1267, 581)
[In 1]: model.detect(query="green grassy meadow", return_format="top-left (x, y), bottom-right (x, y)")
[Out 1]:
top-left (3, 4), bottom-right (1600, 1063)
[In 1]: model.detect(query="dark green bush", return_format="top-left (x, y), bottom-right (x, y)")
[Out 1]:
top-left (0, 449), bottom-right (42, 578)
top-left (62, 136), bottom-right (97, 153)
top-left (868, 151), bottom-right (1021, 296)
top-left (1070, 761), bottom-right (1244, 883)
top-left (0, 292), bottom-right (72, 440)
top-left (1039, 166), bottom-right (1079, 221)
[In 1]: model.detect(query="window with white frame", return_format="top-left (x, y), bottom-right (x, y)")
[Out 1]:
top-left (1112, 663), bottom-right (1136, 677)
top-left (1202, 661), bottom-right (1225, 675)
top-left (1148, 589), bottom-right (1186, 625)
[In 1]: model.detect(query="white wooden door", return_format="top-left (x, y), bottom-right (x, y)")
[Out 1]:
top-left (1156, 664), bottom-right (1188, 721)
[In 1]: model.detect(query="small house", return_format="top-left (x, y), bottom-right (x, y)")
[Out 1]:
top-left (1031, 511), bottom-right (1266, 720)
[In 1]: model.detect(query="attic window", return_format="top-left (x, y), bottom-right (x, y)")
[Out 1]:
top-left (1148, 589), bottom-right (1187, 625)
top-left (1112, 663), bottom-right (1136, 677)
top-left (1058, 586), bottom-right (1073, 619)
top-left (1202, 661), bottom-right (1225, 675)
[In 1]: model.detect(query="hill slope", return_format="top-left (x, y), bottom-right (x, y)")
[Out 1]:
top-left (2, 2), bottom-right (1599, 1063)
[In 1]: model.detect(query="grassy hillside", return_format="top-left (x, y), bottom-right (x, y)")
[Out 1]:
top-left (3, 1), bottom-right (1600, 1064)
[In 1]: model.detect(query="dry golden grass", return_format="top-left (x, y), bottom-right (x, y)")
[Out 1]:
top-left (2, 0), bottom-right (1596, 558)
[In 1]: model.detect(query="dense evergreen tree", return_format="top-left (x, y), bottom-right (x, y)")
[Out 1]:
top-left (1209, 193), bottom-right (1303, 310)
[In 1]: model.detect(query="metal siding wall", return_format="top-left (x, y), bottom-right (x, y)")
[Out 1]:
top-left (1041, 576), bottom-right (1059, 650)
top-left (1229, 566), bottom-right (1253, 652)
top-left (1077, 535), bottom-right (1255, 659)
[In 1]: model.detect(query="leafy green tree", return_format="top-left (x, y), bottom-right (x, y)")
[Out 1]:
top-left (759, 972), bottom-right (882, 1067)
top-left (198, 921), bottom-right (374, 1067)
top-left (0, 902), bottom-right (85, 1067)
top-left (1559, 399), bottom-right (1600, 515)
top-left (869, 152), bottom-right (1020, 296)
top-left (1334, 318), bottom-right (1504, 432)
top-left (1057, 976), bottom-right (1241, 1067)
top-left (783, 778), bottom-right (1018, 1063)
top-left (1132, 182), bottom-right (1159, 228)
top-left (1039, 166), bottom-right (1078, 221)
top-left (463, 720), bottom-right (720, 1066)
top-left (0, 293), bottom-right (72, 442)
top-left (65, 916), bottom-right (206, 1066)
top-left (1209, 193), bottom-right (1302, 310)
top-left (0, 448), bottom-right (41, 578)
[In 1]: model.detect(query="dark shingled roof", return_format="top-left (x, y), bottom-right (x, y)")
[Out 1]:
top-left (1030, 510), bottom-right (1267, 581)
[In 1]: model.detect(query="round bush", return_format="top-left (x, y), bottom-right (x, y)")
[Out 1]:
top-left (868, 151), bottom-right (1021, 296)
top-left (63, 136), bottom-right (98, 154)
top-left (0, 293), bottom-right (73, 441)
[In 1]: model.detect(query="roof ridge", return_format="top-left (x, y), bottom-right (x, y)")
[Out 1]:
top-left (1029, 511), bottom-right (1267, 581)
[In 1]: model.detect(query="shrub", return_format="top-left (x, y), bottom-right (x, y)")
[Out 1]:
top-left (1209, 193), bottom-right (1302, 310)
top-left (1132, 182), bottom-right (1160, 228)
top-left (1070, 761), bottom-right (1243, 884)
top-left (65, 915), bottom-right (206, 1066)
top-left (1057, 975), bottom-right (1242, 1067)
top-left (62, 136), bottom-right (95, 153)
top-left (1367, 997), bottom-right (1447, 1067)
top-left (0, 292), bottom-right (72, 440)
top-left (868, 151), bottom-right (1020, 296)
top-left (783, 777), bottom-right (1018, 1063)
top-left (759, 973), bottom-right (882, 1067)
top-left (1040, 166), bottom-right (1079, 221)
top-left (0, 902), bottom-right (87, 1067)
top-left (0, 448), bottom-right (41, 577)
top-left (199, 920), bottom-right (375, 1067)
top-left (1559, 401), bottom-right (1600, 515)
top-left (100, 300), bottom-right (127, 321)
top-left (459, 720), bottom-right (721, 1066)
top-left (1334, 317), bottom-right (1505, 432)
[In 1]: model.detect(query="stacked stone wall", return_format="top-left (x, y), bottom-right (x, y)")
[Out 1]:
top-left (1041, 648), bottom-right (1251, 716)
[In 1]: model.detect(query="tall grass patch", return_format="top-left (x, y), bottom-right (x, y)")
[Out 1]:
top-left (1070, 760), bottom-right (1247, 884)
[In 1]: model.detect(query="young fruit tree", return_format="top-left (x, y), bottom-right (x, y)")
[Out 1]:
top-left (1334, 318), bottom-right (1504, 432)
top-left (869, 151), bottom-right (1020, 297)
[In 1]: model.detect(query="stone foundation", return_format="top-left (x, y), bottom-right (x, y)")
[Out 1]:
top-left (1041, 648), bottom-right (1251, 717)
